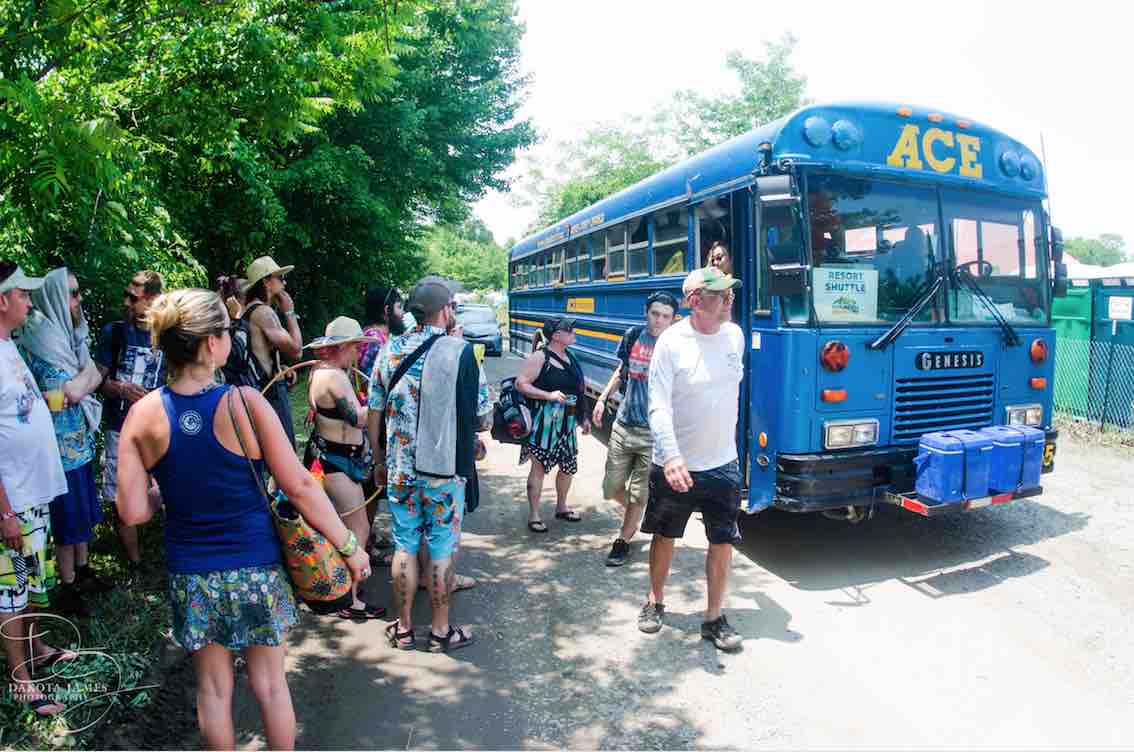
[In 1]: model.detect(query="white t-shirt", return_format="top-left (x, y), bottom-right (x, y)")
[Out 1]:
top-left (0, 338), bottom-right (67, 512)
top-left (648, 318), bottom-right (745, 472)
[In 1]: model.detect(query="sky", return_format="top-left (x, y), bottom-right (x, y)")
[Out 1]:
top-left (474, 0), bottom-right (1132, 255)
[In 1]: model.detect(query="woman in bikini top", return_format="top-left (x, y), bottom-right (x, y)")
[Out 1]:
top-left (305, 319), bottom-right (385, 620)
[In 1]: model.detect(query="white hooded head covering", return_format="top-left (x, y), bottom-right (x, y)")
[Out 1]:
top-left (19, 267), bottom-right (102, 434)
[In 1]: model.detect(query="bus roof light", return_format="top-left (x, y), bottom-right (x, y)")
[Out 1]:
top-left (956, 120), bottom-right (971, 129)
top-left (927, 113), bottom-right (944, 123)
top-left (897, 107), bottom-right (913, 117)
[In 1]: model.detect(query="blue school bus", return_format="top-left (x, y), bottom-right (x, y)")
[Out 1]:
top-left (508, 102), bottom-right (1067, 519)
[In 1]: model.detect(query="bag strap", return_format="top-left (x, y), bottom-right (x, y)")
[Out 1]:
top-left (226, 386), bottom-right (272, 506)
top-left (377, 333), bottom-right (443, 448)
top-left (109, 320), bottom-right (125, 377)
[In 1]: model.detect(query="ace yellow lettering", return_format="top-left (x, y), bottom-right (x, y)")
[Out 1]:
top-left (886, 125), bottom-right (983, 178)
top-left (886, 124), bottom-right (923, 169)
top-left (922, 128), bottom-right (956, 173)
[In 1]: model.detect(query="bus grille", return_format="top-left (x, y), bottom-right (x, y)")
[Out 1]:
top-left (892, 373), bottom-right (995, 443)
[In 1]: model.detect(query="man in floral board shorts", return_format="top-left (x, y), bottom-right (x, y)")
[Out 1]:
top-left (368, 278), bottom-right (489, 653)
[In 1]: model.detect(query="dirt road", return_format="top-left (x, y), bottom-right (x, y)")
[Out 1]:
top-left (231, 354), bottom-right (1134, 749)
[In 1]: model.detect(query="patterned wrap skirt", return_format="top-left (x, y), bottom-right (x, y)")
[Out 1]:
top-left (519, 399), bottom-right (578, 474)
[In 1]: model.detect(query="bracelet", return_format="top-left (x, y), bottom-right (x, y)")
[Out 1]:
top-left (335, 530), bottom-right (358, 557)
top-left (284, 310), bottom-right (300, 320)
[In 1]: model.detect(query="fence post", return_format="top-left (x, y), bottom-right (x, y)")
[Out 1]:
top-left (1100, 322), bottom-right (1117, 433)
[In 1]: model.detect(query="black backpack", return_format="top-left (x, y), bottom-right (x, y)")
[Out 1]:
top-left (221, 302), bottom-right (268, 388)
top-left (617, 325), bottom-right (645, 396)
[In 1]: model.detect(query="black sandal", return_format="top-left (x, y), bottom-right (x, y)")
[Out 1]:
top-left (428, 625), bottom-right (476, 653)
top-left (555, 510), bottom-right (582, 522)
top-left (338, 603), bottom-right (387, 620)
top-left (385, 622), bottom-right (416, 650)
top-left (527, 520), bottom-right (548, 533)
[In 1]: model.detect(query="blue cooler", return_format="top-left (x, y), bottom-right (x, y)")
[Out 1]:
top-left (915, 430), bottom-right (993, 503)
top-left (982, 425), bottom-right (1045, 493)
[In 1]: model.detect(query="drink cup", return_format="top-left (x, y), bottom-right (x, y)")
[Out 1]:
top-left (563, 394), bottom-right (578, 407)
top-left (473, 344), bottom-right (486, 365)
top-left (45, 389), bottom-right (65, 413)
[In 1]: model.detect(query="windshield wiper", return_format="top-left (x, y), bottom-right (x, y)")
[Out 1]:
top-left (868, 270), bottom-right (945, 351)
top-left (952, 268), bottom-right (1021, 347)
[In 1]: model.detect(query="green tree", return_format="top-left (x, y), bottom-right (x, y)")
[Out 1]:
top-left (423, 223), bottom-right (508, 291)
top-left (518, 34), bottom-right (807, 232)
top-left (1065, 234), bottom-right (1128, 267)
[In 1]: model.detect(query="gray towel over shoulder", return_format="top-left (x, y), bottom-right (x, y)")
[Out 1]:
top-left (414, 335), bottom-right (467, 477)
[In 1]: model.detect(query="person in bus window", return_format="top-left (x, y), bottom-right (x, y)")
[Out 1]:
top-left (708, 242), bottom-right (740, 321)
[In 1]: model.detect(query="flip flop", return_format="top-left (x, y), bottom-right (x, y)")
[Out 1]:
top-left (337, 603), bottom-right (387, 620)
top-left (554, 510), bottom-right (582, 522)
top-left (22, 696), bottom-right (65, 717)
top-left (35, 648), bottom-right (79, 671)
top-left (527, 520), bottom-right (548, 533)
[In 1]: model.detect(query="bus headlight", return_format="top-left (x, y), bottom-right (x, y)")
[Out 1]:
top-left (824, 419), bottom-right (879, 449)
top-left (1006, 404), bottom-right (1043, 426)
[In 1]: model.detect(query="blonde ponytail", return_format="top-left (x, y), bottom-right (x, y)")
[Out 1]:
top-left (146, 288), bottom-right (228, 376)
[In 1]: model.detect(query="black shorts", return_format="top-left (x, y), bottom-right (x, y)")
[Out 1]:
top-left (642, 460), bottom-right (742, 545)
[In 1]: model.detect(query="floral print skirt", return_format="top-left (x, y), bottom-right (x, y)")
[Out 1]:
top-left (169, 564), bottom-right (298, 653)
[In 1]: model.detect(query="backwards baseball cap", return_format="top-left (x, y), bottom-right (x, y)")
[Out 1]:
top-left (682, 266), bottom-right (740, 296)
top-left (541, 315), bottom-right (576, 340)
top-left (245, 256), bottom-right (295, 287)
top-left (0, 263), bottom-right (46, 294)
top-left (406, 278), bottom-right (454, 320)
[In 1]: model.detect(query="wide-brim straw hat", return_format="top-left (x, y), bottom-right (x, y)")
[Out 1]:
top-left (245, 256), bottom-right (295, 287)
top-left (305, 316), bottom-right (380, 350)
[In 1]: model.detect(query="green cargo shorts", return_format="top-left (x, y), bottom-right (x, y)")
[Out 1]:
top-left (602, 420), bottom-right (653, 508)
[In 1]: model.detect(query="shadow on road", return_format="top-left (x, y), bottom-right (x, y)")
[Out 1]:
top-left (735, 497), bottom-right (1088, 594)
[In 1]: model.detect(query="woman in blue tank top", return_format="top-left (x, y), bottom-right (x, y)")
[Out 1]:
top-left (115, 289), bottom-right (370, 751)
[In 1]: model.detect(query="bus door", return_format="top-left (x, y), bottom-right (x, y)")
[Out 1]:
top-left (747, 175), bottom-right (806, 512)
top-left (694, 190), bottom-right (753, 490)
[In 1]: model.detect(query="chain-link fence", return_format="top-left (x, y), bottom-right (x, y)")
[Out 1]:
top-left (1054, 337), bottom-right (1134, 433)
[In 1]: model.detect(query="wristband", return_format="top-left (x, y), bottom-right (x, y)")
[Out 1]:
top-left (335, 530), bottom-right (358, 557)
top-left (284, 310), bottom-right (300, 320)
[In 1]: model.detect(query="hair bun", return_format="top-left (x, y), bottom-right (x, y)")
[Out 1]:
top-left (146, 292), bottom-right (183, 342)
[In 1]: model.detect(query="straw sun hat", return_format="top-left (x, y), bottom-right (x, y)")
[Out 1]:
top-left (305, 316), bottom-right (380, 350)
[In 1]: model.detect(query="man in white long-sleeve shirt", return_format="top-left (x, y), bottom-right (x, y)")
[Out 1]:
top-left (638, 266), bottom-right (745, 652)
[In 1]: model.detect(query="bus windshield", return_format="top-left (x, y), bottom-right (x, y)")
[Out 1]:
top-left (807, 174), bottom-right (942, 324)
top-left (942, 190), bottom-right (1047, 324)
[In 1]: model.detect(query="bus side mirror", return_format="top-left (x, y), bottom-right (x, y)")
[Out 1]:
top-left (1051, 226), bottom-right (1067, 297)
top-left (1053, 262), bottom-right (1068, 298)
top-left (769, 263), bottom-right (808, 297)
top-left (756, 175), bottom-right (797, 204)
top-left (1051, 226), bottom-right (1064, 264)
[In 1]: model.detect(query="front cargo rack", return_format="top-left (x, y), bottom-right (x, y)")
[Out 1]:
top-left (884, 486), bottom-right (1043, 517)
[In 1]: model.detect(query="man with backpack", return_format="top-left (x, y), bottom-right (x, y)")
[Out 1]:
top-left (592, 291), bottom-right (678, 567)
top-left (94, 270), bottom-right (166, 578)
top-left (367, 278), bottom-right (489, 652)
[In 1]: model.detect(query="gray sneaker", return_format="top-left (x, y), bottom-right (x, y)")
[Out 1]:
top-left (701, 614), bottom-right (743, 652)
top-left (637, 601), bottom-right (664, 633)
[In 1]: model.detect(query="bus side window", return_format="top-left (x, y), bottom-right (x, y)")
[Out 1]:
top-left (696, 197), bottom-right (731, 266)
top-left (591, 230), bottom-right (607, 280)
top-left (628, 216), bottom-right (649, 277)
top-left (607, 224), bottom-right (627, 280)
top-left (654, 208), bottom-right (688, 275)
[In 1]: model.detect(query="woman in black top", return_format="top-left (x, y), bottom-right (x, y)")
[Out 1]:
top-left (515, 316), bottom-right (591, 532)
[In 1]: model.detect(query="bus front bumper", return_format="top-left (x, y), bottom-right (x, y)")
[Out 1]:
top-left (774, 429), bottom-right (1058, 513)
